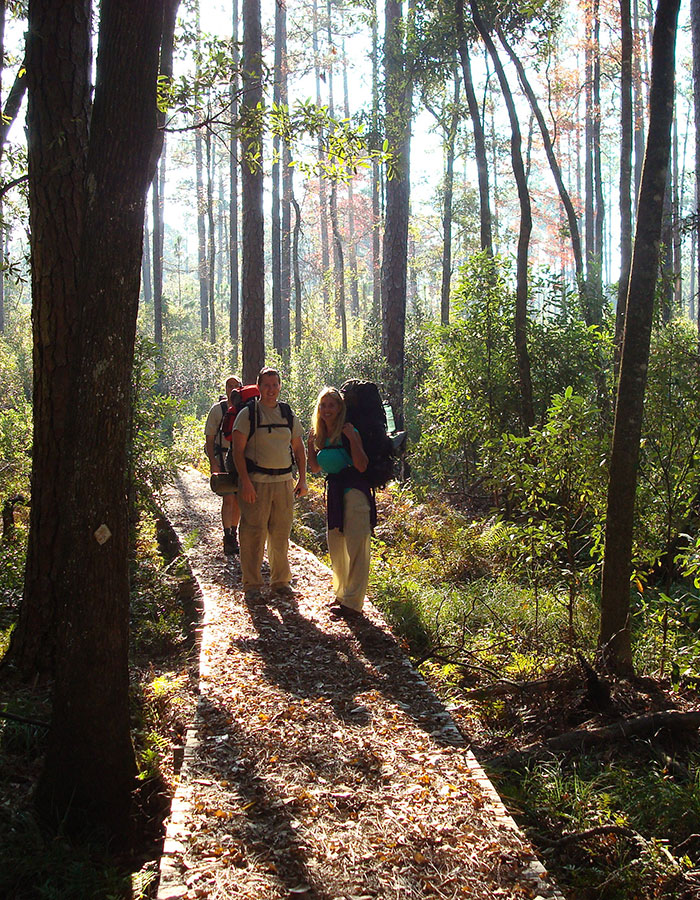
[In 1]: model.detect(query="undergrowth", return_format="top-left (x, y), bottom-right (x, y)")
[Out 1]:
top-left (0, 503), bottom-right (197, 900)
top-left (368, 483), bottom-right (700, 899)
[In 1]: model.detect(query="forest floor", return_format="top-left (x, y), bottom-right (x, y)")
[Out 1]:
top-left (155, 466), bottom-right (565, 900)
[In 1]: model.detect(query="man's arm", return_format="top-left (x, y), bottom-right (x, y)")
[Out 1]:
top-left (292, 435), bottom-right (308, 497)
top-left (205, 435), bottom-right (221, 473)
top-left (233, 429), bottom-right (256, 504)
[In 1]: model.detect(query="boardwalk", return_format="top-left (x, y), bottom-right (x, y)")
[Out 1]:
top-left (157, 468), bottom-right (564, 900)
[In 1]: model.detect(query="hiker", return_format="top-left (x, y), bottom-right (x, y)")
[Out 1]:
top-left (232, 367), bottom-right (307, 600)
top-left (307, 386), bottom-right (375, 619)
top-left (205, 375), bottom-right (242, 555)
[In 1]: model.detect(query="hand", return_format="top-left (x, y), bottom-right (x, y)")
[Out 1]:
top-left (294, 480), bottom-right (308, 498)
top-left (342, 423), bottom-right (355, 439)
top-left (240, 479), bottom-right (257, 504)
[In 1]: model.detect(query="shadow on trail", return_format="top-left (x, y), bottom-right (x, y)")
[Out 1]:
top-left (232, 590), bottom-right (469, 746)
top-left (194, 693), bottom-right (334, 900)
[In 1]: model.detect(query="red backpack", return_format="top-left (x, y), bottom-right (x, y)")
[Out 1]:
top-left (221, 384), bottom-right (260, 442)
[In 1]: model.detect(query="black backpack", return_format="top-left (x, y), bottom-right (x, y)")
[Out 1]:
top-left (340, 380), bottom-right (403, 489)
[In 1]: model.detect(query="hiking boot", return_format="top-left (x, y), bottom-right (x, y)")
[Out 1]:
top-left (272, 583), bottom-right (295, 598)
top-left (244, 588), bottom-right (264, 603)
top-left (223, 529), bottom-right (239, 555)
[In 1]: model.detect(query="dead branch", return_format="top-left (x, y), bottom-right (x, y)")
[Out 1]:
top-left (486, 709), bottom-right (700, 770)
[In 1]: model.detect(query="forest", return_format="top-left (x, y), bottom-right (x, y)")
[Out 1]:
top-left (1, 0), bottom-right (700, 895)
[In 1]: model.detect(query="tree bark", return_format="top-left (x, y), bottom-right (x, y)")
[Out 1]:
top-left (471, 0), bottom-right (534, 431)
top-left (342, 37), bottom-right (360, 318)
top-left (32, 0), bottom-right (173, 842)
top-left (455, 0), bottom-right (492, 255)
top-left (313, 0), bottom-right (330, 311)
top-left (371, 7), bottom-right (382, 322)
top-left (439, 61), bottom-right (460, 326)
top-left (241, 0), bottom-right (265, 383)
top-left (600, 0), bottom-right (681, 674)
top-left (498, 27), bottom-right (583, 287)
top-left (382, 0), bottom-right (413, 429)
top-left (292, 193), bottom-right (303, 348)
top-left (280, 2), bottom-right (292, 352)
top-left (271, 0), bottom-right (283, 352)
top-left (6, 0), bottom-right (92, 679)
top-left (207, 125), bottom-right (217, 342)
top-left (230, 0), bottom-right (240, 364)
top-left (616, 0), bottom-right (634, 368)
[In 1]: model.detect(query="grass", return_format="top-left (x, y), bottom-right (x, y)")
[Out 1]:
top-left (366, 486), bottom-right (700, 899)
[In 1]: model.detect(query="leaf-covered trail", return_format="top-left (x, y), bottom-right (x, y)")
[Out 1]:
top-left (157, 467), bottom-right (564, 900)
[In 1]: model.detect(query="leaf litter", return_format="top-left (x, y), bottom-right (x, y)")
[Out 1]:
top-left (160, 468), bottom-right (563, 900)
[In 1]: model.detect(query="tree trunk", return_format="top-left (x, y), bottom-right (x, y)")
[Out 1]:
top-left (313, 0), bottom-right (330, 310)
top-left (152, 150), bottom-right (165, 346)
top-left (6, 0), bottom-right (92, 679)
top-left (207, 125), bottom-right (216, 343)
top-left (694, 0), bottom-right (700, 348)
top-left (600, 0), bottom-right (680, 674)
top-left (142, 207), bottom-right (152, 308)
top-left (455, 0), bottom-right (492, 255)
top-left (33, 0), bottom-right (174, 842)
top-left (271, 0), bottom-right (282, 352)
top-left (633, 0), bottom-right (647, 202)
top-left (241, 0), bottom-right (265, 383)
top-left (471, 0), bottom-right (534, 431)
top-left (280, 1), bottom-right (292, 352)
top-left (382, 0), bottom-right (413, 429)
top-left (292, 193), bottom-right (303, 348)
top-left (230, 0), bottom-right (240, 364)
top-left (498, 27), bottom-right (584, 287)
top-left (616, 0), bottom-right (634, 365)
top-left (330, 181), bottom-right (348, 350)
top-left (371, 7), bottom-right (382, 322)
top-left (440, 61), bottom-right (460, 326)
top-left (342, 37), bottom-right (360, 317)
top-left (196, 125), bottom-right (208, 336)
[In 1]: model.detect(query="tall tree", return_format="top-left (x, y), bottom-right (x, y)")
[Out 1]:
top-left (241, 0), bottom-right (265, 382)
top-left (456, 0), bottom-right (492, 255)
top-left (313, 0), bottom-right (331, 310)
top-left (693, 0), bottom-right (700, 347)
top-left (16, 0), bottom-right (179, 840)
top-left (497, 27), bottom-right (584, 288)
top-left (371, 4), bottom-right (382, 321)
top-left (382, 0), bottom-right (414, 428)
top-left (616, 0), bottom-right (634, 362)
top-left (280, 1), bottom-right (292, 351)
top-left (7, 0), bottom-right (92, 678)
top-left (599, 0), bottom-right (681, 673)
top-left (230, 0), bottom-right (241, 364)
top-left (194, 1), bottom-right (209, 337)
top-left (206, 124), bottom-right (217, 342)
top-left (271, 0), bottom-right (283, 352)
top-left (342, 37), bottom-right (361, 317)
top-left (471, 0), bottom-right (534, 430)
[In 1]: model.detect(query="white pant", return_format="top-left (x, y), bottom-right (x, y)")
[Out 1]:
top-left (327, 488), bottom-right (371, 611)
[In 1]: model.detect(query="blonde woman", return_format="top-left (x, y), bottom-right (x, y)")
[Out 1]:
top-left (307, 387), bottom-right (375, 619)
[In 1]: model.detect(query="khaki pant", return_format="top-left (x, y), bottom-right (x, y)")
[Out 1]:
top-left (239, 480), bottom-right (294, 590)
top-left (327, 488), bottom-right (371, 612)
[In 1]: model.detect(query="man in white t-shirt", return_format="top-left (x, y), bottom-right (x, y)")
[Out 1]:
top-left (232, 367), bottom-right (307, 599)
top-left (204, 375), bottom-right (241, 555)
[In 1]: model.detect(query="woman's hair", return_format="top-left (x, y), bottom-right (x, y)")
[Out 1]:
top-left (312, 387), bottom-right (346, 449)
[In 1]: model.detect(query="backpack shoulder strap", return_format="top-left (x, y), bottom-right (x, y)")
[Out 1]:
top-left (245, 398), bottom-right (258, 439)
top-left (279, 401), bottom-right (294, 432)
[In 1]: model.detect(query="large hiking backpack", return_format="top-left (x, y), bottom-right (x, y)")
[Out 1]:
top-left (221, 384), bottom-right (261, 443)
top-left (340, 380), bottom-right (404, 489)
top-left (214, 384), bottom-right (261, 475)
